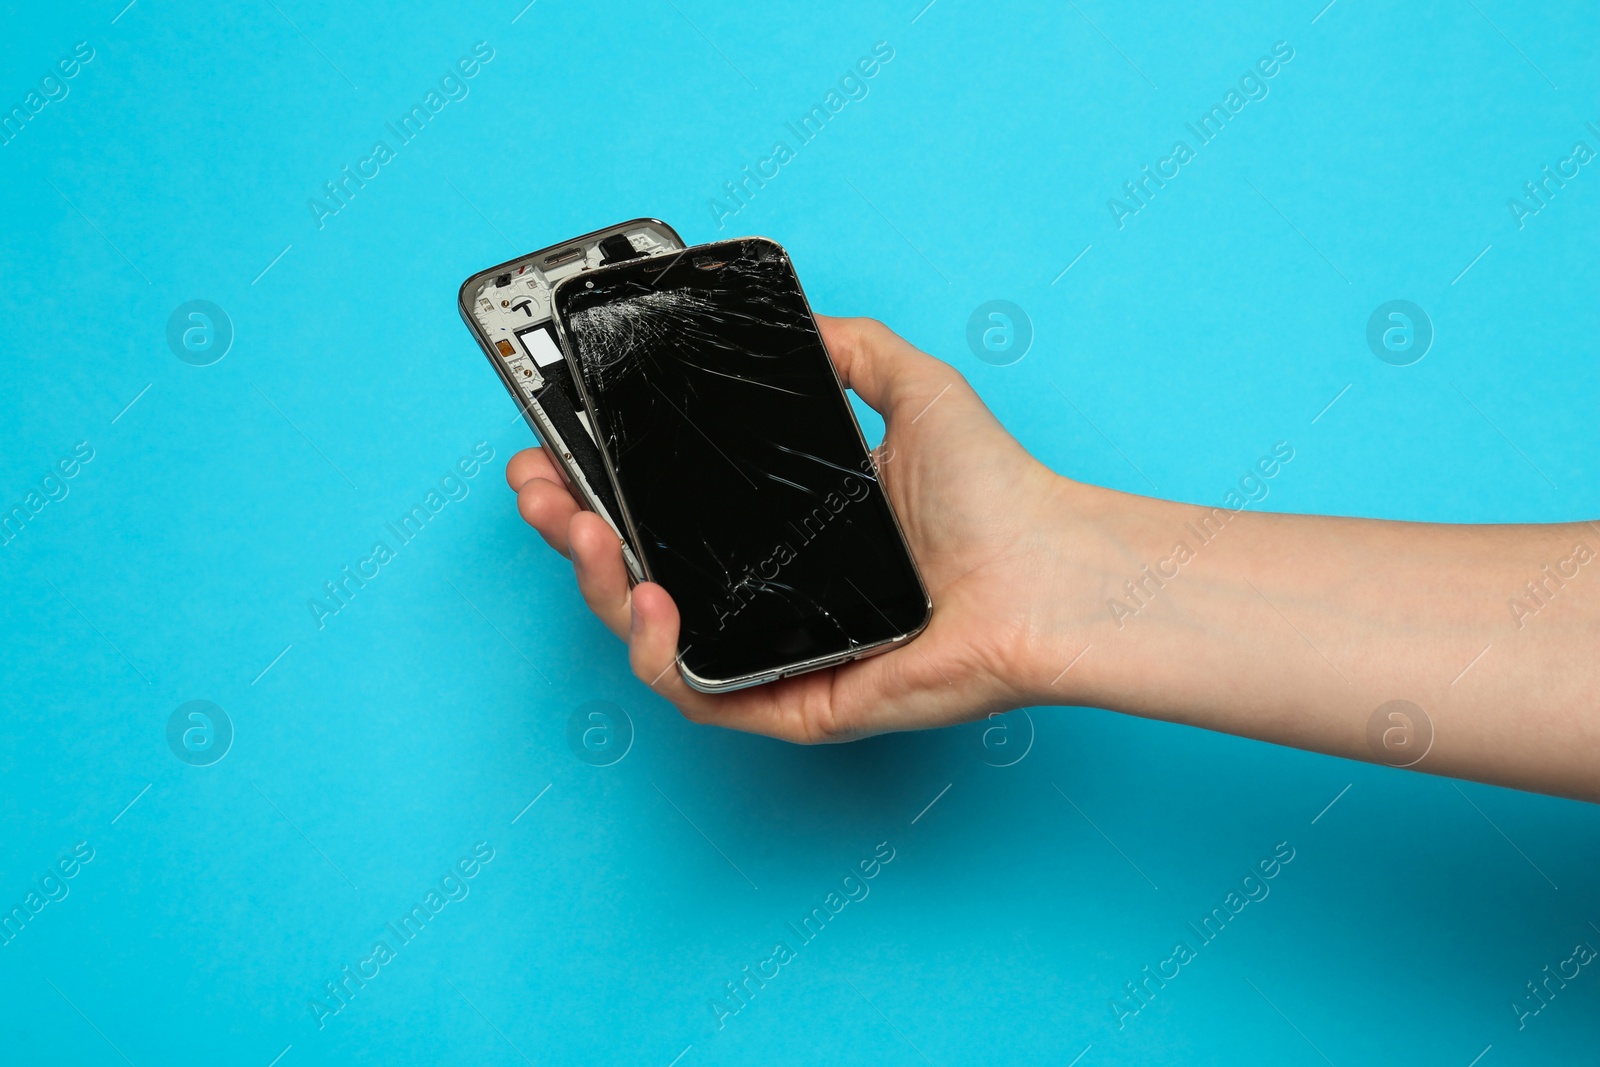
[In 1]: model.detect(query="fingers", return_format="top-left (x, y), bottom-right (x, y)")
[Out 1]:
top-left (506, 446), bottom-right (559, 490)
top-left (626, 582), bottom-right (701, 703)
top-left (815, 315), bottom-right (961, 420)
top-left (515, 480), bottom-right (579, 556)
top-left (624, 582), bottom-right (789, 734)
top-left (623, 574), bottom-right (971, 745)
top-left (567, 510), bottom-right (632, 638)
top-left (508, 449), bottom-right (582, 555)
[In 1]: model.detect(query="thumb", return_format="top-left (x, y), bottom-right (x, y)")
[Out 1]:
top-left (815, 315), bottom-right (960, 420)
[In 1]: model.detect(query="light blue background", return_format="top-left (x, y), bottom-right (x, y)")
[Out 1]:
top-left (2, 1), bottom-right (1597, 1064)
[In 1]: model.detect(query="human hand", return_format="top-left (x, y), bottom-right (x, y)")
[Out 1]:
top-left (506, 316), bottom-right (1101, 742)
top-left (502, 303), bottom-right (1599, 793)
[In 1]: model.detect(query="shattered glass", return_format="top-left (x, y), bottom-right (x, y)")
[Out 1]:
top-left (557, 238), bottom-right (929, 687)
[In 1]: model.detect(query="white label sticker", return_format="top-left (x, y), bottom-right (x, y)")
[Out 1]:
top-left (520, 327), bottom-right (565, 368)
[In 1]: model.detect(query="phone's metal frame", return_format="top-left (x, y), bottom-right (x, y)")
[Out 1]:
top-left (457, 218), bottom-right (686, 583)
top-left (550, 236), bottom-right (933, 694)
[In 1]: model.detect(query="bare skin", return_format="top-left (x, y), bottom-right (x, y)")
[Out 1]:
top-left (508, 316), bottom-right (1600, 803)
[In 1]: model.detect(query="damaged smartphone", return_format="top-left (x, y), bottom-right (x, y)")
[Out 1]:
top-left (550, 236), bottom-right (932, 693)
top-left (457, 219), bottom-right (686, 579)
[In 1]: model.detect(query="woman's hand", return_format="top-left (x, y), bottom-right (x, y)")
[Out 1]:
top-left (505, 316), bottom-right (1097, 743)
top-left (508, 315), bottom-right (1600, 798)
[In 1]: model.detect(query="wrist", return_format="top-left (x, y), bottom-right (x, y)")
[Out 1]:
top-left (1015, 476), bottom-right (1180, 709)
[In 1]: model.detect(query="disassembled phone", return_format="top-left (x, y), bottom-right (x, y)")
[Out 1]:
top-left (457, 219), bottom-right (686, 579)
top-left (550, 236), bottom-right (932, 693)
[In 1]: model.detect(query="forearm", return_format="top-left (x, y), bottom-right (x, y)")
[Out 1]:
top-left (1044, 481), bottom-right (1600, 801)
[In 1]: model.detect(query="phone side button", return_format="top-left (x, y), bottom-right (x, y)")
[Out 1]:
top-left (779, 658), bottom-right (844, 680)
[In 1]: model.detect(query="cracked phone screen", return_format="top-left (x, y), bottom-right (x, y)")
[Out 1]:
top-left (555, 237), bottom-right (930, 688)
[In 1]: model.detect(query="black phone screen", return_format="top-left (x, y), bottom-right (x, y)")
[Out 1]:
top-left (553, 238), bottom-right (930, 687)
